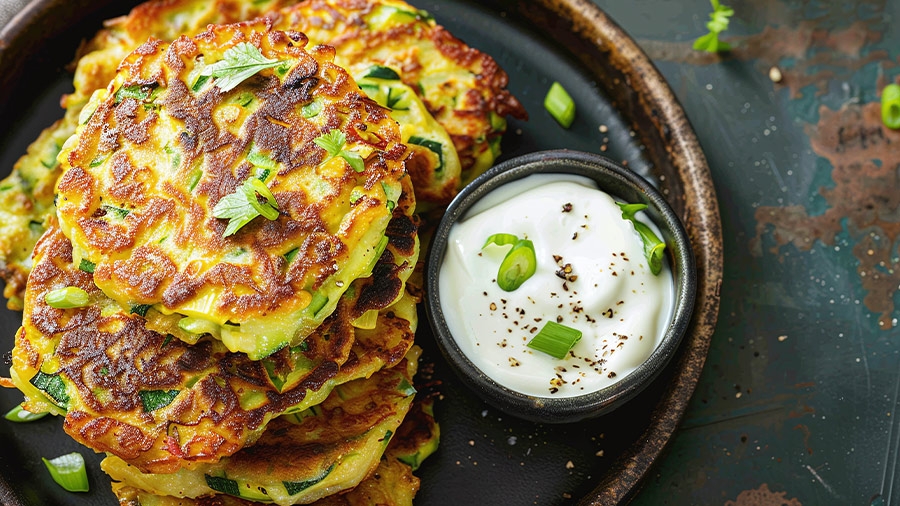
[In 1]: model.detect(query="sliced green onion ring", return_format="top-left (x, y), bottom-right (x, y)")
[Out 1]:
top-left (882, 83), bottom-right (900, 130)
top-left (44, 287), bottom-right (90, 309)
top-left (43, 452), bottom-right (89, 492)
top-left (618, 202), bottom-right (666, 275)
top-left (496, 239), bottom-right (536, 292)
top-left (527, 321), bottom-right (583, 359)
top-left (544, 81), bottom-right (575, 128)
top-left (482, 234), bottom-right (537, 291)
top-left (213, 177), bottom-right (280, 237)
top-left (245, 178), bottom-right (280, 220)
top-left (188, 169), bottom-right (203, 192)
top-left (301, 99), bottom-right (323, 118)
top-left (482, 233), bottom-right (519, 249)
top-left (4, 404), bottom-right (48, 422)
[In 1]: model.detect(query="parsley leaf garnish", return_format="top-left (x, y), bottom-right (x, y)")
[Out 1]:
top-left (314, 130), bottom-right (347, 157)
top-left (693, 0), bottom-right (734, 53)
top-left (199, 42), bottom-right (286, 93)
top-left (213, 178), bottom-right (280, 237)
top-left (313, 130), bottom-right (365, 173)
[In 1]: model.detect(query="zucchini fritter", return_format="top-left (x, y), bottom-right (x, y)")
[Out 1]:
top-left (11, 220), bottom-right (417, 474)
top-left (113, 451), bottom-right (421, 506)
top-left (104, 353), bottom-right (419, 505)
top-left (54, 21), bottom-right (407, 358)
top-left (0, 122), bottom-right (73, 310)
top-left (0, 0), bottom-right (526, 306)
top-left (68, 0), bottom-right (306, 117)
top-left (273, 0), bottom-right (527, 189)
top-left (0, 1), bottom-right (527, 503)
top-left (1, 0), bottom-right (301, 310)
top-left (109, 381), bottom-right (439, 506)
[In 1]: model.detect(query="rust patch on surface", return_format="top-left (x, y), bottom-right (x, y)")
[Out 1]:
top-left (752, 101), bottom-right (900, 329)
top-left (792, 423), bottom-right (814, 455)
top-left (788, 404), bottom-right (815, 419)
top-left (725, 483), bottom-right (802, 506)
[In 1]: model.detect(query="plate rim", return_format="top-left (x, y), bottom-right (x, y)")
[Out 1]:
top-left (527, 1), bottom-right (723, 503)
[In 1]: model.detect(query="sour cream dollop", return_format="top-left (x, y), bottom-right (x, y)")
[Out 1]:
top-left (438, 174), bottom-right (675, 398)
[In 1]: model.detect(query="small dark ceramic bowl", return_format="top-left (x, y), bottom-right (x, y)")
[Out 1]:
top-left (424, 149), bottom-right (697, 424)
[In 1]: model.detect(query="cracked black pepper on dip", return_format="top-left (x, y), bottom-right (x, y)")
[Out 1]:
top-left (438, 174), bottom-right (675, 397)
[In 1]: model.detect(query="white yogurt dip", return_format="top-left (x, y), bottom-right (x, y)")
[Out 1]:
top-left (438, 174), bottom-right (675, 398)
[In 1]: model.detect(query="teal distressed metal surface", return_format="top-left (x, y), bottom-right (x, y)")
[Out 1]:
top-left (594, 0), bottom-right (900, 504)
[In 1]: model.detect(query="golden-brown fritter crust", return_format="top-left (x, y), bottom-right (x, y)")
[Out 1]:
top-left (4, 0), bottom-right (291, 310)
top-left (76, 0), bottom-right (526, 183)
top-left (70, 0), bottom-right (305, 109)
top-left (114, 455), bottom-right (421, 506)
top-left (109, 357), bottom-right (433, 506)
top-left (55, 20), bottom-right (408, 357)
top-left (273, 0), bottom-right (528, 182)
top-left (113, 457), bottom-right (420, 506)
top-left (205, 361), bottom-right (415, 503)
top-left (0, 0), bottom-right (527, 308)
top-left (105, 354), bottom-right (418, 505)
top-left (14, 223), bottom-right (341, 473)
top-left (12, 221), bottom-right (416, 474)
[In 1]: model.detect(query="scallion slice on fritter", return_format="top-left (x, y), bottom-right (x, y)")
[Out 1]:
top-left (54, 21), bottom-right (408, 359)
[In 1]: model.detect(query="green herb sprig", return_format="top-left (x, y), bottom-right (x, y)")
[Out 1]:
top-left (313, 130), bottom-right (365, 173)
top-left (213, 178), bottom-right (280, 237)
top-left (199, 42), bottom-right (286, 93)
top-left (693, 0), bottom-right (734, 53)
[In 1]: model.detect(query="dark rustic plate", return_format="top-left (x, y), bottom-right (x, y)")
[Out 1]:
top-left (0, 0), bottom-right (723, 504)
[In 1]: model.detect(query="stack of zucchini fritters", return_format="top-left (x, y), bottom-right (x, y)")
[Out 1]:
top-left (0, 0), bottom-right (526, 504)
